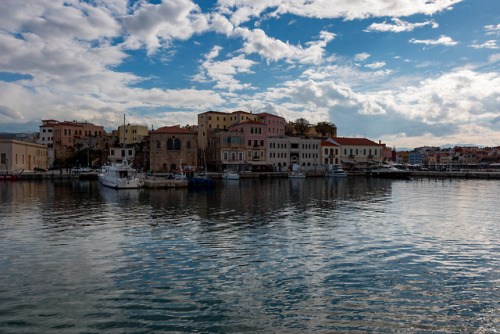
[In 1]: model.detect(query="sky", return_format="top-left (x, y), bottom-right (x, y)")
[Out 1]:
top-left (0, 0), bottom-right (499, 149)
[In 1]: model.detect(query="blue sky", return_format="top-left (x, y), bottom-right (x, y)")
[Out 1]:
top-left (0, 0), bottom-right (499, 149)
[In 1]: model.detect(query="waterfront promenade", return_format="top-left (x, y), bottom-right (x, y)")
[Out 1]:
top-left (8, 169), bottom-right (500, 183)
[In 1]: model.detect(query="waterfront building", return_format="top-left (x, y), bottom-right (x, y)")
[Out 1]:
top-left (327, 137), bottom-right (384, 170)
top-left (230, 121), bottom-right (268, 162)
top-left (38, 120), bottom-right (106, 165)
top-left (321, 140), bottom-right (341, 166)
top-left (1, 138), bottom-right (48, 172)
top-left (149, 126), bottom-right (198, 172)
top-left (256, 113), bottom-right (286, 137)
top-left (267, 136), bottom-right (322, 172)
top-left (213, 132), bottom-right (246, 171)
top-left (198, 110), bottom-right (260, 149)
top-left (118, 124), bottom-right (148, 145)
top-left (108, 147), bottom-right (136, 165)
top-left (409, 151), bottom-right (423, 165)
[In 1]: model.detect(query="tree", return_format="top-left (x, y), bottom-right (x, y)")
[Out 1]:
top-left (294, 118), bottom-right (310, 135)
top-left (315, 121), bottom-right (337, 137)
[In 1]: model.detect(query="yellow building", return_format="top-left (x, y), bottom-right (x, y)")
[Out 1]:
top-left (118, 124), bottom-right (149, 145)
top-left (0, 138), bottom-right (48, 172)
top-left (198, 110), bottom-right (260, 149)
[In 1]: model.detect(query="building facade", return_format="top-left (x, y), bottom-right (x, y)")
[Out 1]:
top-left (1, 138), bottom-right (48, 172)
top-left (150, 126), bottom-right (198, 172)
top-left (118, 124), bottom-right (149, 145)
top-left (327, 137), bottom-right (384, 169)
top-left (267, 136), bottom-right (322, 172)
top-left (38, 120), bottom-right (106, 164)
top-left (321, 140), bottom-right (341, 167)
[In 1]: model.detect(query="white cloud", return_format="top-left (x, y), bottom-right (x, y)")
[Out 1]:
top-left (365, 18), bottom-right (439, 33)
top-left (234, 27), bottom-right (334, 64)
top-left (365, 61), bottom-right (386, 69)
top-left (122, 0), bottom-right (210, 55)
top-left (193, 46), bottom-right (256, 91)
top-left (354, 53), bottom-right (370, 61)
top-left (485, 24), bottom-right (500, 35)
top-left (0, 0), bottom-right (224, 128)
top-left (217, 0), bottom-right (464, 25)
top-left (470, 40), bottom-right (499, 49)
top-left (409, 35), bottom-right (458, 46)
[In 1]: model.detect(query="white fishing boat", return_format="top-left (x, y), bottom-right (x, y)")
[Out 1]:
top-left (326, 164), bottom-right (347, 178)
top-left (98, 159), bottom-right (142, 189)
top-left (222, 171), bottom-right (240, 180)
top-left (368, 164), bottom-right (411, 179)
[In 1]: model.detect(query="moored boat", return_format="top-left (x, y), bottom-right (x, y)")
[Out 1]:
top-left (325, 164), bottom-right (347, 178)
top-left (222, 171), bottom-right (239, 180)
top-left (98, 159), bottom-right (142, 189)
top-left (367, 164), bottom-right (411, 179)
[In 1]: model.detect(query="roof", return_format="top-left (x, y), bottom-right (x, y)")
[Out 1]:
top-left (150, 126), bottom-right (197, 134)
top-left (329, 137), bottom-right (383, 146)
top-left (256, 112), bottom-right (283, 119)
top-left (199, 110), bottom-right (228, 115)
top-left (321, 140), bottom-right (339, 147)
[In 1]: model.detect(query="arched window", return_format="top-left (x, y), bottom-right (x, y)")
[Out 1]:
top-left (167, 138), bottom-right (173, 150)
top-left (174, 138), bottom-right (181, 150)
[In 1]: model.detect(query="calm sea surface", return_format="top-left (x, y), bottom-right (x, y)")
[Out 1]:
top-left (0, 177), bottom-right (499, 333)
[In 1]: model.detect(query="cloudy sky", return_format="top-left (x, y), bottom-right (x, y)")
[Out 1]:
top-left (0, 0), bottom-right (499, 149)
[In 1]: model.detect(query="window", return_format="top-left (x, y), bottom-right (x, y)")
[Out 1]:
top-left (344, 149), bottom-right (347, 155)
top-left (1, 153), bottom-right (6, 164)
top-left (260, 140), bottom-right (264, 147)
top-left (128, 150), bottom-right (132, 156)
top-left (224, 152), bottom-right (228, 160)
top-left (325, 148), bottom-right (328, 154)
top-left (174, 139), bottom-right (181, 150)
top-left (43, 129), bottom-right (46, 133)
top-left (187, 141), bottom-right (191, 149)
top-left (248, 140), bottom-right (251, 146)
top-left (121, 150), bottom-right (125, 157)
top-left (247, 151), bottom-right (251, 158)
top-left (156, 141), bottom-right (161, 149)
top-left (239, 152), bottom-right (243, 161)
top-left (260, 150), bottom-right (264, 158)
top-left (111, 150), bottom-right (115, 155)
top-left (167, 138), bottom-right (173, 150)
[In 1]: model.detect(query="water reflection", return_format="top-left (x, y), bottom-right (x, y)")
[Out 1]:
top-left (0, 178), bottom-right (499, 333)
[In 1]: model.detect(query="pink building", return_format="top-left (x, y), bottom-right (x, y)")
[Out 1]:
top-left (229, 120), bottom-right (267, 161)
top-left (257, 112), bottom-right (286, 137)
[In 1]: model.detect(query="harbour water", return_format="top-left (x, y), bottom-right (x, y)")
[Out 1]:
top-left (0, 178), bottom-right (499, 333)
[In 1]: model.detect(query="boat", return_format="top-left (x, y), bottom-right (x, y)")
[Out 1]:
top-left (0, 174), bottom-right (18, 181)
top-left (222, 171), bottom-right (240, 180)
top-left (188, 175), bottom-right (215, 188)
top-left (325, 164), bottom-right (347, 178)
top-left (98, 159), bottom-right (142, 189)
top-left (0, 169), bottom-right (23, 181)
top-left (367, 164), bottom-right (411, 179)
top-left (288, 163), bottom-right (306, 178)
top-left (288, 171), bottom-right (306, 178)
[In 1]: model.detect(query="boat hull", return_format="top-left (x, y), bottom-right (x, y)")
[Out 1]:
top-left (99, 174), bottom-right (142, 189)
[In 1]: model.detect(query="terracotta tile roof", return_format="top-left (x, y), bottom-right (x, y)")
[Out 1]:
top-left (321, 140), bottom-right (339, 146)
top-left (151, 126), bottom-right (197, 134)
top-left (330, 137), bottom-right (383, 146)
top-left (256, 112), bottom-right (283, 118)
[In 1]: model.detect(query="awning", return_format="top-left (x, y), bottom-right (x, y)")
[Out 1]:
top-left (341, 159), bottom-right (357, 164)
top-left (245, 161), bottom-right (271, 165)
